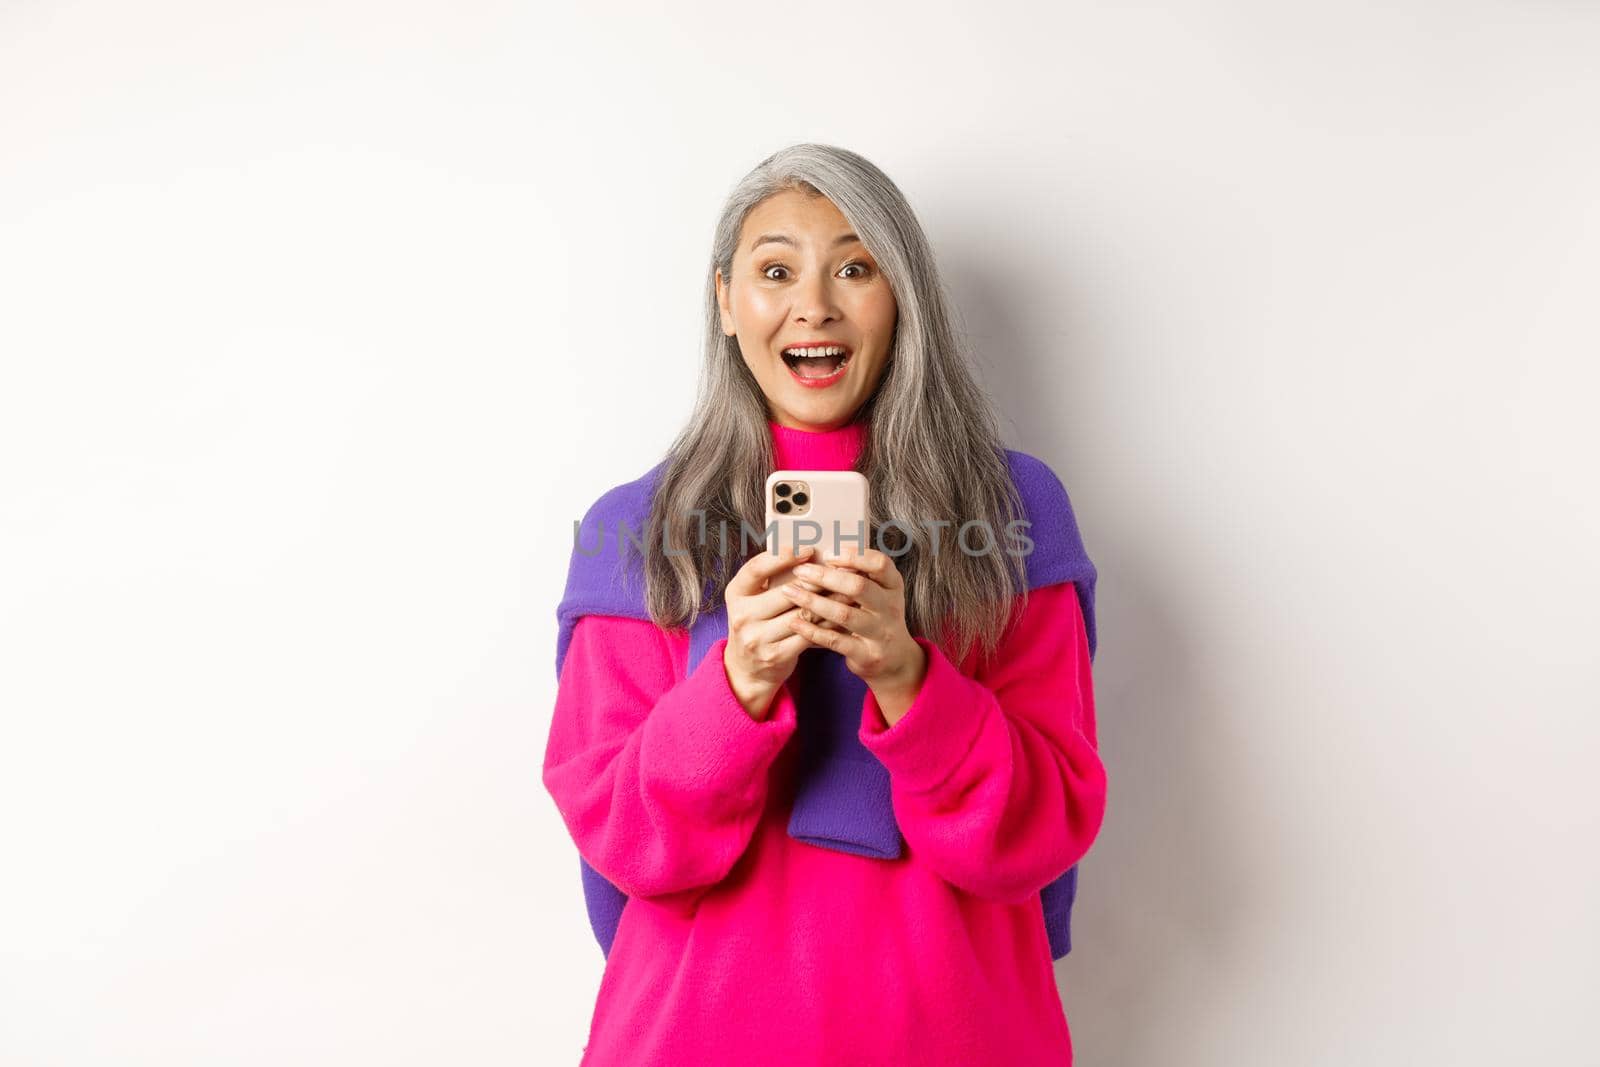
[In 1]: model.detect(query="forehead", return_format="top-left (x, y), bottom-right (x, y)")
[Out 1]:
top-left (739, 189), bottom-right (860, 254)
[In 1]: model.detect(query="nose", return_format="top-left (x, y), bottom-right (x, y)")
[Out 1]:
top-left (793, 272), bottom-right (841, 327)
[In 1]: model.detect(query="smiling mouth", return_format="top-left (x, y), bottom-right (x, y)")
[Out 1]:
top-left (780, 345), bottom-right (853, 380)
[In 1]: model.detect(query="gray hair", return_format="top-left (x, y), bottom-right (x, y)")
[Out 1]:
top-left (643, 142), bottom-right (1031, 666)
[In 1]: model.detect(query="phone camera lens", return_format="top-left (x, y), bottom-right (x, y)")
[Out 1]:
top-left (791, 492), bottom-right (808, 506)
top-left (775, 483), bottom-right (791, 497)
top-left (775, 499), bottom-right (792, 514)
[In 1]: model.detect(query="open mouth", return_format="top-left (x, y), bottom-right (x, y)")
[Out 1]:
top-left (780, 344), bottom-right (853, 385)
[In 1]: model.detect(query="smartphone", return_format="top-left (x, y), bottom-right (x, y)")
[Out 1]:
top-left (764, 469), bottom-right (870, 624)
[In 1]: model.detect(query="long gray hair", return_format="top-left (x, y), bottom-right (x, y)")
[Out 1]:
top-left (644, 143), bottom-right (1032, 667)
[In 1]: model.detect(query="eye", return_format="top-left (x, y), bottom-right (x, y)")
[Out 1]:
top-left (760, 261), bottom-right (872, 282)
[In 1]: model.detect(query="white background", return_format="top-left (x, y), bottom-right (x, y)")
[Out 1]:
top-left (3, 2), bottom-right (1596, 1064)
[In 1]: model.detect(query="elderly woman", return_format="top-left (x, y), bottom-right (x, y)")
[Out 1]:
top-left (544, 143), bottom-right (1106, 1066)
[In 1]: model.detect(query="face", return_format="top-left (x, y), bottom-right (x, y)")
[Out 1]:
top-left (716, 188), bottom-right (898, 431)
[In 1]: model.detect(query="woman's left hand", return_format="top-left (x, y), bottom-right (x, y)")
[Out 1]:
top-left (781, 546), bottom-right (929, 716)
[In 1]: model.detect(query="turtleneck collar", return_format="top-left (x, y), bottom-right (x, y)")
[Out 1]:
top-left (768, 417), bottom-right (868, 471)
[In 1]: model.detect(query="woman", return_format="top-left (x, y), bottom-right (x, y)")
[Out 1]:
top-left (543, 143), bottom-right (1107, 1065)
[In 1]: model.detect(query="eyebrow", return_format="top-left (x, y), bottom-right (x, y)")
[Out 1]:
top-left (748, 232), bottom-right (864, 253)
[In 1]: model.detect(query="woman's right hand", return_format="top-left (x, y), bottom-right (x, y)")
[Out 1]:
top-left (722, 544), bottom-right (820, 720)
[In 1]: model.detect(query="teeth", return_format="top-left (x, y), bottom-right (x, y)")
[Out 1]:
top-left (782, 346), bottom-right (849, 358)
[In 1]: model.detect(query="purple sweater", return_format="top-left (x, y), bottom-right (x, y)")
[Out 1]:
top-left (554, 431), bottom-right (1098, 960)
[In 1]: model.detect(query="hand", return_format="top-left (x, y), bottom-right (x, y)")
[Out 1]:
top-left (782, 572), bottom-right (853, 633)
top-left (778, 546), bottom-right (929, 720)
top-left (722, 545), bottom-right (824, 720)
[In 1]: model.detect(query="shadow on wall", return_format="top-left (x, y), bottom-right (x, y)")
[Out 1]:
top-left (953, 227), bottom-right (1258, 1067)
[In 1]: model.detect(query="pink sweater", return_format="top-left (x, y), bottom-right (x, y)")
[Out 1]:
top-left (542, 420), bottom-right (1107, 1065)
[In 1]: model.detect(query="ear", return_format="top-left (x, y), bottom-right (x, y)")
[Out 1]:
top-left (715, 268), bottom-right (736, 337)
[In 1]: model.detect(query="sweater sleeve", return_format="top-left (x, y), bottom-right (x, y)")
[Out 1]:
top-left (542, 614), bottom-right (799, 901)
top-left (856, 581), bottom-right (1107, 905)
